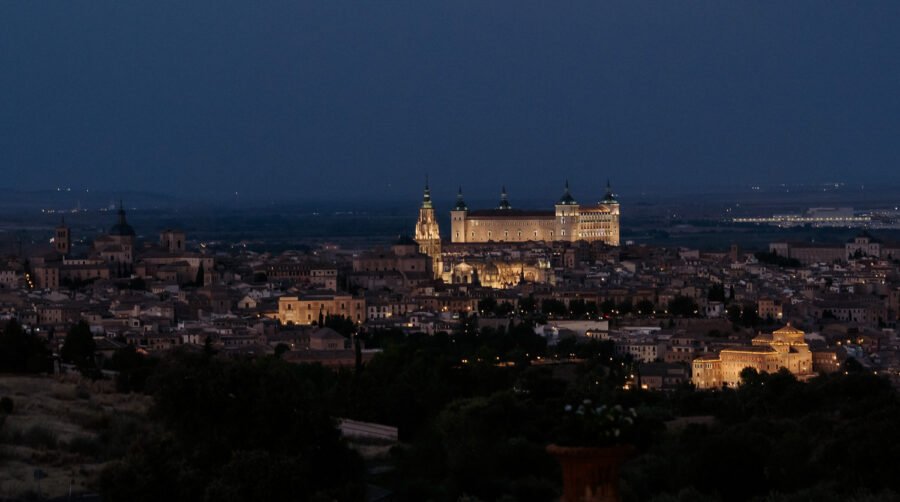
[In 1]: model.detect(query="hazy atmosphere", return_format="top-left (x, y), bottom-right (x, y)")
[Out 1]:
top-left (3, 1), bottom-right (900, 202)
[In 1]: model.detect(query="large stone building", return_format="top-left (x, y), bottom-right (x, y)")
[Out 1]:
top-left (448, 182), bottom-right (620, 246)
top-left (412, 181), bottom-right (620, 287)
top-left (692, 324), bottom-right (814, 389)
top-left (770, 231), bottom-right (900, 265)
top-left (276, 293), bottom-right (366, 325)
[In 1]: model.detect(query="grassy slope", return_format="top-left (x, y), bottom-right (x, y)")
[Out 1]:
top-left (0, 375), bottom-right (151, 499)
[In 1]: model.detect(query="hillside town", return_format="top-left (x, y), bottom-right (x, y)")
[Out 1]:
top-left (2, 197), bottom-right (899, 390)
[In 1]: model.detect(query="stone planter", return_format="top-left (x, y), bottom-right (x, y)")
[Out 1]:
top-left (546, 443), bottom-right (636, 502)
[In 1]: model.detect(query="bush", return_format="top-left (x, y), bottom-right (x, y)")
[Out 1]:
top-left (67, 435), bottom-right (102, 457)
top-left (21, 425), bottom-right (58, 449)
top-left (0, 396), bottom-right (13, 414)
top-left (75, 385), bottom-right (91, 400)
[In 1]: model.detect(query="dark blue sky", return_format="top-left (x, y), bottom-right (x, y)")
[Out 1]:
top-left (3, 1), bottom-right (900, 203)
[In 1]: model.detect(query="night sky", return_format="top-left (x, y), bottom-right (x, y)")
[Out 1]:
top-left (3, 1), bottom-right (900, 203)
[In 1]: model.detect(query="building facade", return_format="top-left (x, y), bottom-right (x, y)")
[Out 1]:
top-left (692, 324), bottom-right (814, 389)
top-left (448, 182), bottom-right (620, 246)
top-left (277, 293), bottom-right (366, 325)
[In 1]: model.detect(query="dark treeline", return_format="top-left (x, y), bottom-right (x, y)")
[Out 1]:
top-left (2, 318), bottom-right (899, 501)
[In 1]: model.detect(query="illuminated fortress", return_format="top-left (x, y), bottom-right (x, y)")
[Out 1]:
top-left (448, 182), bottom-right (620, 246)
top-left (412, 181), bottom-right (620, 287)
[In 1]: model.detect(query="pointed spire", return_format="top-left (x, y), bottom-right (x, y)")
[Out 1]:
top-left (421, 177), bottom-right (433, 209)
top-left (109, 198), bottom-right (136, 236)
top-left (602, 179), bottom-right (617, 204)
top-left (498, 186), bottom-right (511, 210)
top-left (454, 186), bottom-right (468, 211)
top-left (558, 179), bottom-right (576, 205)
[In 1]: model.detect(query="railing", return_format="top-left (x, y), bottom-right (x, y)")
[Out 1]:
top-left (338, 418), bottom-right (398, 441)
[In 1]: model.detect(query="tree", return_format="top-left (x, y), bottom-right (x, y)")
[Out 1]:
top-left (600, 299), bottom-right (617, 316)
top-left (274, 343), bottom-right (290, 358)
top-left (194, 263), bottom-right (205, 286)
top-left (479, 297), bottom-right (498, 315)
top-left (727, 304), bottom-right (742, 324)
top-left (569, 299), bottom-right (587, 318)
top-left (324, 314), bottom-right (356, 337)
top-left (669, 296), bottom-right (700, 317)
top-left (61, 321), bottom-right (96, 373)
top-left (0, 319), bottom-right (51, 373)
top-left (496, 302), bottom-right (515, 316)
top-left (636, 299), bottom-right (655, 316)
top-left (708, 284), bottom-right (726, 302)
top-left (107, 345), bottom-right (158, 392)
top-left (99, 352), bottom-right (365, 501)
top-left (518, 295), bottom-right (537, 314)
top-left (540, 299), bottom-right (567, 317)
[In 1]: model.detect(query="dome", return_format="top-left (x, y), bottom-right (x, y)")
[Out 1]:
top-left (772, 323), bottom-right (805, 343)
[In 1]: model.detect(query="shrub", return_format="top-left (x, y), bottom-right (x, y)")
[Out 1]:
top-left (67, 435), bottom-right (102, 458)
top-left (21, 425), bottom-right (58, 449)
top-left (0, 396), bottom-right (13, 414)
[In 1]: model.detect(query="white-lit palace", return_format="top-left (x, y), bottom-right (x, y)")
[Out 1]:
top-left (416, 180), bottom-right (620, 247)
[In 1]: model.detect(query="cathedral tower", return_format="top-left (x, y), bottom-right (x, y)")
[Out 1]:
top-left (414, 179), bottom-right (442, 278)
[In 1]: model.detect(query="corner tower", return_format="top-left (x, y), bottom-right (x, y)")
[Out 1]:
top-left (414, 179), bottom-right (442, 278)
top-left (601, 180), bottom-right (620, 246)
top-left (450, 186), bottom-right (468, 243)
top-left (555, 180), bottom-right (579, 241)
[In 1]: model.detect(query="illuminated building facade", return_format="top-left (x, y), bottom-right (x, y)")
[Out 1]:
top-left (277, 293), bottom-right (366, 325)
top-left (692, 324), bottom-right (814, 389)
top-left (449, 182), bottom-right (620, 246)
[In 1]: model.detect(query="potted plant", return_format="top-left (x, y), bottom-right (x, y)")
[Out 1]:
top-left (547, 400), bottom-right (638, 502)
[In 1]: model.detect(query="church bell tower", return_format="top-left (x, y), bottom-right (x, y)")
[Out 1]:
top-left (55, 217), bottom-right (71, 256)
top-left (414, 178), bottom-right (442, 278)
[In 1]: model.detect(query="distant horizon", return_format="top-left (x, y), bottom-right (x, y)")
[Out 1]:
top-left (1, 179), bottom-right (896, 209)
